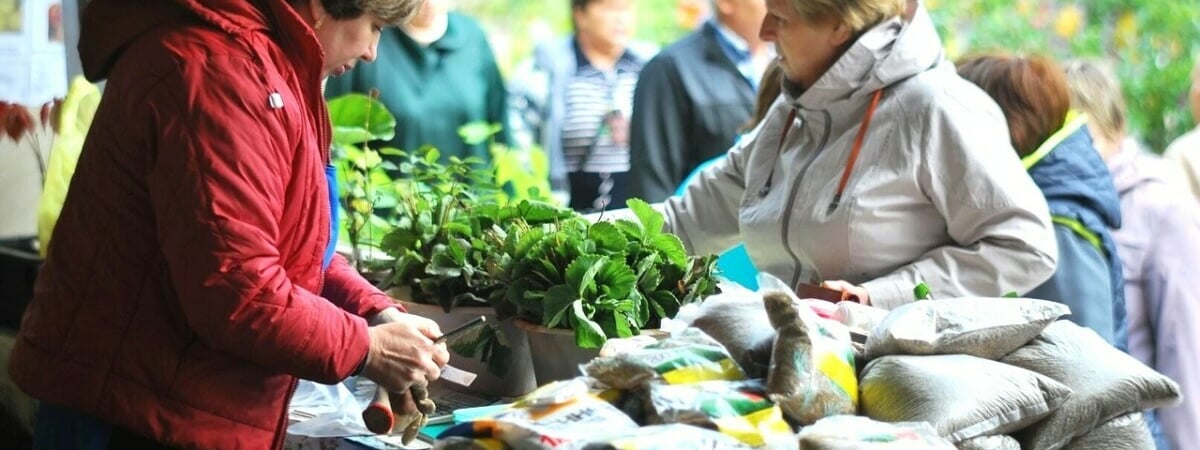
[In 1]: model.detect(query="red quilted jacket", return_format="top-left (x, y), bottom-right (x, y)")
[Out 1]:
top-left (8, 0), bottom-right (395, 448)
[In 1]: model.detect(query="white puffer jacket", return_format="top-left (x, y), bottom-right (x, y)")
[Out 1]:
top-left (663, 2), bottom-right (1057, 309)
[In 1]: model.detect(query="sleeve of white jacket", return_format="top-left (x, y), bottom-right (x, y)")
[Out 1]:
top-left (658, 128), bottom-right (759, 256)
top-left (862, 92), bottom-right (1058, 309)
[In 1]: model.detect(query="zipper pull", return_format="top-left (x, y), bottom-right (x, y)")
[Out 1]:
top-left (826, 194), bottom-right (842, 215)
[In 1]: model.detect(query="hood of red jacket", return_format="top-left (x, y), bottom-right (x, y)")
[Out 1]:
top-left (79, 0), bottom-right (309, 81)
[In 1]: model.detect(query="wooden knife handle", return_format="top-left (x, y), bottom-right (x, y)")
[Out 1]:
top-left (362, 386), bottom-right (394, 434)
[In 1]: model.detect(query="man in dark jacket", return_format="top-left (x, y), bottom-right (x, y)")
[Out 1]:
top-left (627, 0), bottom-right (771, 202)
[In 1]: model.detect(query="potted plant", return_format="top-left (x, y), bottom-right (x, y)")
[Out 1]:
top-left (327, 92), bottom-right (402, 278)
top-left (330, 92), bottom-right (572, 396)
top-left (486, 199), bottom-right (720, 384)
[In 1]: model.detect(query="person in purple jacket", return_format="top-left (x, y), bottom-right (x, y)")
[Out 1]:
top-left (1066, 58), bottom-right (1200, 450)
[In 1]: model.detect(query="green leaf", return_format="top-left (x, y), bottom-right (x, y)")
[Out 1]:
top-left (424, 148), bottom-right (442, 165)
top-left (327, 93), bottom-right (396, 144)
top-left (613, 219), bottom-right (644, 240)
top-left (380, 228), bottom-right (421, 257)
top-left (378, 147), bottom-right (406, 157)
top-left (588, 222), bottom-right (627, 253)
top-left (646, 233), bottom-right (688, 268)
top-left (594, 257), bottom-right (638, 301)
top-left (565, 255), bottom-right (607, 298)
top-left (626, 198), bottom-right (664, 238)
top-left (543, 285), bottom-right (578, 328)
top-left (458, 121), bottom-right (503, 146)
top-left (569, 301), bottom-right (607, 349)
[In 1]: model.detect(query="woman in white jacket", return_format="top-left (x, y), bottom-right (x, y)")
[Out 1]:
top-left (654, 0), bottom-right (1057, 308)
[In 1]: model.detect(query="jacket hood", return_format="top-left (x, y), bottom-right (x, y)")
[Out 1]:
top-left (80, 0), bottom-right (299, 81)
top-left (784, 0), bottom-right (943, 108)
top-left (1107, 137), bottom-right (1177, 196)
top-left (1026, 120), bottom-right (1123, 230)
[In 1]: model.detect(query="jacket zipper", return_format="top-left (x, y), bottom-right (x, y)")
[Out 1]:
top-left (271, 377), bottom-right (300, 449)
top-left (315, 85), bottom-right (331, 296)
top-left (780, 109), bottom-right (833, 288)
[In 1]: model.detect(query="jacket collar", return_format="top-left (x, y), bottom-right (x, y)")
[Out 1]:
top-left (1025, 115), bottom-right (1123, 229)
top-left (784, 0), bottom-right (942, 111)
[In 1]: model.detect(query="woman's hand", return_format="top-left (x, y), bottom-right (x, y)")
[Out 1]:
top-left (361, 312), bottom-right (450, 394)
top-left (821, 280), bottom-right (871, 306)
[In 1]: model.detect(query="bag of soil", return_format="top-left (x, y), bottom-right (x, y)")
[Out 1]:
top-left (955, 435), bottom-right (1020, 450)
top-left (573, 424), bottom-right (754, 450)
top-left (584, 328), bottom-right (745, 390)
top-left (859, 354), bottom-right (1072, 442)
top-left (643, 380), bottom-right (793, 449)
top-left (866, 297), bottom-right (1068, 361)
top-left (681, 291), bottom-right (776, 379)
top-left (795, 415), bottom-right (955, 449)
top-left (763, 291), bottom-right (857, 425)
top-left (1001, 321), bottom-right (1180, 450)
top-left (1064, 413), bottom-right (1154, 450)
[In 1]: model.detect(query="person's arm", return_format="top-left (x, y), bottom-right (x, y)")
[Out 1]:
top-left (629, 55), bottom-right (689, 203)
top-left (322, 253), bottom-right (397, 318)
top-left (148, 67), bottom-right (374, 384)
top-left (659, 125), bottom-right (760, 256)
top-left (862, 93), bottom-right (1057, 309)
top-left (1144, 202), bottom-right (1200, 450)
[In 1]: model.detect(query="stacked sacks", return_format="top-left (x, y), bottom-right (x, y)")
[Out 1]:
top-left (859, 298), bottom-right (1182, 449)
top-left (796, 415), bottom-right (955, 449)
top-left (1002, 321), bottom-right (1181, 449)
top-left (584, 328), bottom-right (794, 449)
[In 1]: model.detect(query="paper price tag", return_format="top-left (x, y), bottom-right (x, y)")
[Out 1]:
top-left (440, 365), bottom-right (476, 387)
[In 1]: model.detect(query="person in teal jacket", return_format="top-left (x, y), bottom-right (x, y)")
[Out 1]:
top-left (958, 54), bottom-right (1128, 351)
top-left (325, 0), bottom-right (511, 163)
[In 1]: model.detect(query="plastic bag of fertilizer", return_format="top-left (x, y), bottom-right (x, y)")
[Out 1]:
top-left (569, 424), bottom-right (754, 450)
top-left (436, 379), bottom-right (639, 450)
top-left (585, 328), bottom-right (745, 390)
top-left (795, 415), bottom-right (955, 449)
top-left (866, 297), bottom-right (1068, 361)
top-left (644, 380), bottom-right (793, 448)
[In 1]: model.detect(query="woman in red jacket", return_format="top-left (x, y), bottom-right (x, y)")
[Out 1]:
top-left (8, 0), bottom-right (447, 448)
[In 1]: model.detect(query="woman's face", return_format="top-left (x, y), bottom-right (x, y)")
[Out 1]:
top-left (759, 0), bottom-right (851, 89)
top-left (309, 3), bottom-right (385, 77)
top-left (574, 0), bottom-right (636, 51)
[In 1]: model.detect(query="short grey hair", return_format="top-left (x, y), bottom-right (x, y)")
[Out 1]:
top-left (1063, 59), bottom-right (1127, 142)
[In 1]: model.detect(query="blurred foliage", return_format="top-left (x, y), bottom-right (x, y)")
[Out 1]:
top-left (927, 0), bottom-right (1200, 152)
top-left (462, 0), bottom-right (1198, 152)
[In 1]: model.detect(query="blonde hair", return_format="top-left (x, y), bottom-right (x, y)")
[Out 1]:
top-left (1063, 59), bottom-right (1127, 142)
top-left (787, 0), bottom-right (905, 32)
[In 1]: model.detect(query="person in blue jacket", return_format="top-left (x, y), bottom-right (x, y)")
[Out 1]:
top-left (958, 54), bottom-right (1128, 350)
